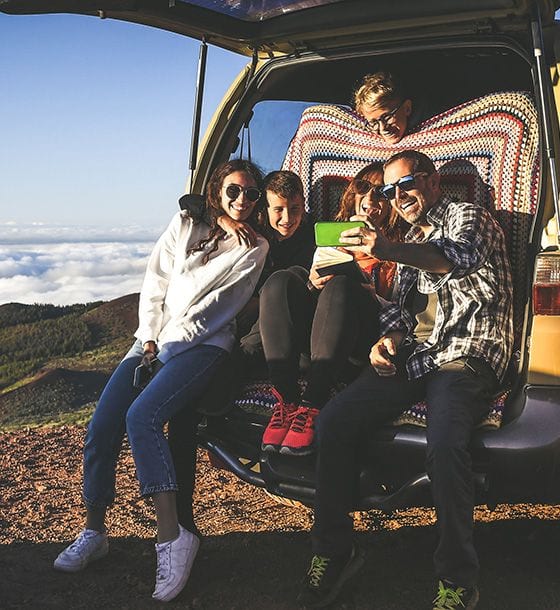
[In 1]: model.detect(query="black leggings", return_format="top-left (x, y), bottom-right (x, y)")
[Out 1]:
top-left (258, 266), bottom-right (380, 408)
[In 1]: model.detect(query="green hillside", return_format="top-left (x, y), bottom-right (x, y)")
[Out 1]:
top-left (0, 294), bottom-right (139, 431)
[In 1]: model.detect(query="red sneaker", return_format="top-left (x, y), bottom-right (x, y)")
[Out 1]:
top-left (280, 405), bottom-right (320, 456)
top-left (261, 388), bottom-right (297, 453)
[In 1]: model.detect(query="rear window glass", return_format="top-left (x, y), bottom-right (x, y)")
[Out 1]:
top-left (230, 100), bottom-right (328, 175)
top-left (176, 0), bottom-right (343, 21)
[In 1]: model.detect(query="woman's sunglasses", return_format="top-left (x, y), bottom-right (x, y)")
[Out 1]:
top-left (352, 179), bottom-right (383, 197)
top-left (379, 172), bottom-right (428, 200)
top-left (224, 184), bottom-right (262, 203)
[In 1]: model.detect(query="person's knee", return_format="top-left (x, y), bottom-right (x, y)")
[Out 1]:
top-left (125, 403), bottom-right (151, 444)
top-left (261, 269), bottom-right (293, 297)
top-left (426, 436), bottom-right (470, 479)
top-left (320, 274), bottom-right (349, 297)
top-left (86, 405), bottom-right (120, 447)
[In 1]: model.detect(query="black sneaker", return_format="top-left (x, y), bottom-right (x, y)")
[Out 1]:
top-left (432, 580), bottom-right (479, 609)
top-left (297, 545), bottom-right (365, 608)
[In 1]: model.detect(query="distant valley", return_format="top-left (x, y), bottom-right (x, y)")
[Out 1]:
top-left (0, 294), bottom-right (139, 430)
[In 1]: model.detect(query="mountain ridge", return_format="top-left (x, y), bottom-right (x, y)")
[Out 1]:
top-left (0, 293), bottom-right (139, 430)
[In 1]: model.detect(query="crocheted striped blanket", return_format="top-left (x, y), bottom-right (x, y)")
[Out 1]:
top-left (235, 91), bottom-right (540, 430)
top-left (282, 91), bottom-right (540, 343)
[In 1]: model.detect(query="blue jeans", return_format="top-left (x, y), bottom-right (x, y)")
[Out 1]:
top-left (83, 339), bottom-right (226, 508)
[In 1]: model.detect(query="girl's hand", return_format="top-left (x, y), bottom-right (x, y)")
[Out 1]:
top-left (142, 341), bottom-right (158, 368)
top-left (218, 215), bottom-right (259, 247)
top-left (309, 266), bottom-right (334, 290)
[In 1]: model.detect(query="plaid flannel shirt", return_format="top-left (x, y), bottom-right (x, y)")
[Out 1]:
top-left (380, 197), bottom-right (514, 382)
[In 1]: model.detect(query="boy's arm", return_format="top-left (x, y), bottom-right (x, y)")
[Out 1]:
top-left (217, 215), bottom-right (259, 247)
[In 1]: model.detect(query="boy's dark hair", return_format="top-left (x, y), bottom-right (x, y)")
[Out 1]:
top-left (264, 170), bottom-right (304, 203)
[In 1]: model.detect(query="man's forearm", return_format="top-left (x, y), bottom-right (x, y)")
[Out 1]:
top-left (381, 241), bottom-right (453, 273)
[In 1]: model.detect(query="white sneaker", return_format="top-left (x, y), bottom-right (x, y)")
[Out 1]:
top-left (152, 525), bottom-right (200, 602)
top-left (53, 528), bottom-right (109, 572)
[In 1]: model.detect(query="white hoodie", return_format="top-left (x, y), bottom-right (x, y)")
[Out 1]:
top-left (135, 212), bottom-right (268, 363)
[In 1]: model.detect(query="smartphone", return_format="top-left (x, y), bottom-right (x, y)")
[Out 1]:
top-left (133, 363), bottom-right (152, 389)
top-left (133, 358), bottom-right (162, 389)
top-left (314, 221), bottom-right (366, 247)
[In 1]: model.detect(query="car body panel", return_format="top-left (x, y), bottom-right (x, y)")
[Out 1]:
top-left (200, 386), bottom-right (560, 510)
top-left (1, 0), bottom-right (559, 55)
top-left (528, 315), bottom-right (560, 384)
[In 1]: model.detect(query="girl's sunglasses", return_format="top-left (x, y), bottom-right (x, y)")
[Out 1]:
top-left (379, 172), bottom-right (428, 200)
top-left (352, 179), bottom-right (383, 197)
top-left (224, 184), bottom-right (262, 203)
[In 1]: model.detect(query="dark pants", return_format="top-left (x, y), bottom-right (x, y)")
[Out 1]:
top-left (168, 406), bottom-right (201, 533)
top-left (256, 266), bottom-right (380, 407)
top-left (311, 355), bottom-right (496, 588)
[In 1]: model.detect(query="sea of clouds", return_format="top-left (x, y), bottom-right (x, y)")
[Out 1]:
top-left (0, 222), bottom-right (166, 306)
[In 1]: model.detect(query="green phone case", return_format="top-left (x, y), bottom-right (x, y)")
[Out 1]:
top-left (314, 221), bottom-right (366, 247)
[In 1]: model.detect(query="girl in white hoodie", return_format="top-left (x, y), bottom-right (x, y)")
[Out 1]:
top-left (53, 159), bottom-right (268, 602)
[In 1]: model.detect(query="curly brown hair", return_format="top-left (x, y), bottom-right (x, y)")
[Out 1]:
top-left (334, 162), bottom-right (406, 242)
top-left (187, 159), bottom-right (264, 262)
top-left (353, 71), bottom-right (404, 113)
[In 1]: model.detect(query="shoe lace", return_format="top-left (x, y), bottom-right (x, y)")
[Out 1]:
top-left (269, 389), bottom-right (296, 428)
top-left (433, 581), bottom-right (467, 609)
top-left (68, 530), bottom-right (97, 555)
top-left (307, 555), bottom-right (330, 588)
top-left (155, 544), bottom-right (172, 582)
top-left (290, 407), bottom-right (317, 433)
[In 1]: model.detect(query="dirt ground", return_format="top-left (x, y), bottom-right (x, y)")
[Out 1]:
top-left (3, 426), bottom-right (560, 609)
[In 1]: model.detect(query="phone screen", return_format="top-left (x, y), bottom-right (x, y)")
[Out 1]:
top-left (314, 221), bottom-right (366, 247)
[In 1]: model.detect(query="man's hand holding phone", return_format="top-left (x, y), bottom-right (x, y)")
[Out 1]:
top-left (340, 214), bottom-right (392, 258)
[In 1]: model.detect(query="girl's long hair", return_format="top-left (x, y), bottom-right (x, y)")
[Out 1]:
top-left (186, 159), bottom-right (264, 262)
top-left (334, 161), bottom-right (406, 242)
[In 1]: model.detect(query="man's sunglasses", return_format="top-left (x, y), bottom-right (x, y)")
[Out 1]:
top-left (379, 172), bottom-right (428, 200)
top-left (352, 179), bottom-right (383, 197)
top-left (224, 184), bottom-right (262, 203)
top-left (366, 99), bottom-right (404, 133)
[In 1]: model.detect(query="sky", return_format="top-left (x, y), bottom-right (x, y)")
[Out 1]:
top-left (0, 12), bottom-right (247, 305)
top-left (3, 10), bottom-right (560, 307)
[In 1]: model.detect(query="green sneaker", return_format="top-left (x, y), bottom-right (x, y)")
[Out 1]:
top-left (433, 580), bottom-right (479, 609)
top-left (297, 545), bottom-right (365, 608)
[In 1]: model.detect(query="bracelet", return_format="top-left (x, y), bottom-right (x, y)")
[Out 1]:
top-left (143, 343), bottom-right (157, 355)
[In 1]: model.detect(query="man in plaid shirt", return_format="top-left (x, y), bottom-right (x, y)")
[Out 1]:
top-left (298, 150), bottom-right (513, 610)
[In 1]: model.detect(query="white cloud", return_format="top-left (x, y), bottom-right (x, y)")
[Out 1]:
top-left (0, 228), bottom-right (160, 305)
top-left (0, 222), bottom-right (163, 244)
